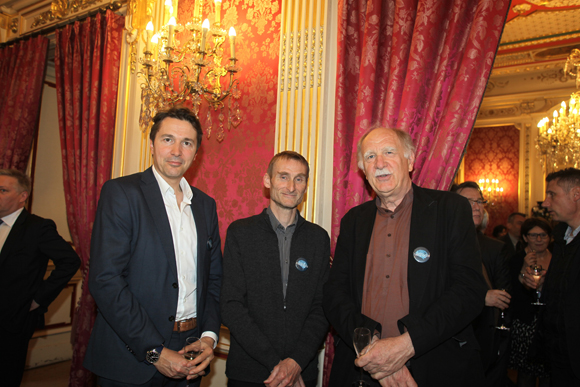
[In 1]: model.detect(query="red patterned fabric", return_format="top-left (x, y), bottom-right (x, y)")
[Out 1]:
top-left (463, 125), bottom-right (520, 236)
top-left (0, 36), bottom-right (48, 171)
top-left (54, 11), bottom-right (125, 387)
top-left (325, 1), bottom-right (510, 385)
top-left (178, 0), bottom-right (279, 246)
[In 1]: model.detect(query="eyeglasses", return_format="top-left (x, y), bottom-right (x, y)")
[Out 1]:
top-left (527, 232), bottom-right (549, 240)
top-left (467, 198), bottom-right (487, 205)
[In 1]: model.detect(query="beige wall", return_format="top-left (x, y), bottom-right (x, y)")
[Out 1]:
top-left (30, 83), bottom-right (71, 242)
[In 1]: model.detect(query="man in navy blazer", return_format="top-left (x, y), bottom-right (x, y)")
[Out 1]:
top-left (84, 108), bottom-right (222, 387)
top-left (0, 169), bottom-right (80, 387)
top-left (323, 128), bottom-right (487, 386)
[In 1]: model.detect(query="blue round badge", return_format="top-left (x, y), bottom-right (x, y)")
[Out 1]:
top-left (413, 247), bottom-right (430, 263)
top-left (295, 258), bottom-right (309, 272)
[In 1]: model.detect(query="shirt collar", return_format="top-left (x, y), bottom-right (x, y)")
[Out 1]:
top-left (152, 165), bottom-right (193, 204)
top-left (564, 224), bottom-right (580, 244)
top-left (266, 206), bottom-right (297, 231)
top-left (1, 207), bottom-right (24, 227)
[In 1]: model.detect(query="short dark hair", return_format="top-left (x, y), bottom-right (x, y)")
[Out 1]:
top-left (149, 107), bottom-right (203, 148)
top-left (267, 151), bottom-right (310, 181)
top-left (546, 168), bottom-right (580, 192)
top-left (507, 212), bottom-right (526, 224)
top-left (0, 169), bottom-right (31, 193)
top-left (451, 181), bottom-right (484, 199)
top-left (492, 224), bottom-right (506, 238)
top-left (521, 217), bottom-right (552, 242)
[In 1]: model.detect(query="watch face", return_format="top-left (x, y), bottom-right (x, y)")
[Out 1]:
top-left (146, 350), bottom-right (160, 364)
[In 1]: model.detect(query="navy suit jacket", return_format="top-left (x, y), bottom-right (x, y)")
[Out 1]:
top-left (323, 184), bottom-right (487, 387)
top-left (84, 167), bottom-right (222, 383)
top-left (0, 209), bottom-right (80, 333)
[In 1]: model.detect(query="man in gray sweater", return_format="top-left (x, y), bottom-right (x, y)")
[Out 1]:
top-left (221, 151), bottom-right (330, 387)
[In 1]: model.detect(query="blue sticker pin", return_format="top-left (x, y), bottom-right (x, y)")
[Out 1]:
top-left (413, 247), bottom-right (430, 263)
top-left (295, 258), bottom-right (309, 272)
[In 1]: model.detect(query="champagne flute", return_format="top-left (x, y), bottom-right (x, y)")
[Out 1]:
top-left (495, 288), bottom-right (510, 331)
top-left (353, 327), bottom-right (372, 387)
top-left (530, 265), bottom-right (545, 306)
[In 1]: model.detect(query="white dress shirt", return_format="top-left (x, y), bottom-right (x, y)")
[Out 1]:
top-left (152, 166), bottom-right (217, 345)
top-left (0, 207), bottom-right (24, 253)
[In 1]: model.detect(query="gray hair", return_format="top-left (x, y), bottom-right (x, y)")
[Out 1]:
top-left (0, 169), bottom-right (31, 193)
top-left (356, 127), bottom-right (416, 170)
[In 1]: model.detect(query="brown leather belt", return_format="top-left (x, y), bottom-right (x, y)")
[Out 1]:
top-left (173, 317), bottom-right (197, 332)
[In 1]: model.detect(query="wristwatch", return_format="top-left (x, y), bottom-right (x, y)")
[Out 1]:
top-left (145, 345), bottom-right (164, 364)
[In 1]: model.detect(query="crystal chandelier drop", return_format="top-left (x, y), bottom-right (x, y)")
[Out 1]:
top-left (536, 49), bottom-right (580, 174)
top-left (137, 0), bottom-right (242, 142)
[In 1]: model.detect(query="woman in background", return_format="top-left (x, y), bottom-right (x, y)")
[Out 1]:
top-left (509, 217), bottom-right (552, 387)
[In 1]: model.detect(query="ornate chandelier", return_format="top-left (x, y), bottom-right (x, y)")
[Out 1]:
top-left (536, 49), bottom-right (580, 174)
top-left (136, 0), bottom-right (242, 142)
top-left (478, 178), bottom-right (503, 205)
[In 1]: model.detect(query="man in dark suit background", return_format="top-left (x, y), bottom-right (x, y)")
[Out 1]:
top-left (323, 127), bottom-right (487, 386)
top-left (0, 168), bottom-right (80, 387)
top-left (453, 181), bottom-right (512, 386)
top-left (538, 168), bottom-right (580, 385)
top-left (84, 107), bottom-right (222, 387)
top-left (499, 212), bottom-right (526, 256)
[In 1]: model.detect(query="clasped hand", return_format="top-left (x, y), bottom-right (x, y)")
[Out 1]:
top-left (354, 333), bottom-right (417, 387)
top-left (264, 358), bottom-right (304, 387)
top-left (154, 336), bottom-right (215, 380)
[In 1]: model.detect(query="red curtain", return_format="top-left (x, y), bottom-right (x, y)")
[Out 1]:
top-left (54, 10), bottom-right (124, 387)
top-left (324, 0), bottom-right (510, 385)
top-left (0, 36), bottom-right (48, 171)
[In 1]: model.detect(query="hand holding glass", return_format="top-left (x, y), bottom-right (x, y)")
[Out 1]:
top-left (495, 288), bottom-right (510, 331)
top-left (353, 327), bottom-right (372, 387)
top-left (530, 265), bottom-right (545, 306)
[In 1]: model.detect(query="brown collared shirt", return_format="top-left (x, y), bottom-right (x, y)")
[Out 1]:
top-left (362, 189), bottom-right (413, 338)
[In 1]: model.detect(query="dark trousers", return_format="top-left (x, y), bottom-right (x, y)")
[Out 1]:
top-left (228, 379), bottom-right (317, 387)
top-left (1, 309), bottom-right (40, 387)
top-left (98, 328), bottom-right (201, 387)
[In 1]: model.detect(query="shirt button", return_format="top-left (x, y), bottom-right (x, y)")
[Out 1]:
top-left (385, 275), bottom-right (390, 279)
top-left (388, 233), bottom-right (391, 237)
top-left (391, 215), bottom-right (394, 219)
top-left (172, 283), bottom-right (178, 288)
top-left (169, 316), bottom-right (175, 322)
top-left (387, 254), bottom-right (391, 257)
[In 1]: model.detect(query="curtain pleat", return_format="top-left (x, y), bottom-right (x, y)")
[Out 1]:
top-left (0, 36), bottom-right (48, 171)
top-left (54, 10), bottom-right (125, 386)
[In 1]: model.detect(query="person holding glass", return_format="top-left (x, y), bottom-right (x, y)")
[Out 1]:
top-left (324, 128), bottom-right (487, 387)
top-left (508, 217), bottom-right (552, 387)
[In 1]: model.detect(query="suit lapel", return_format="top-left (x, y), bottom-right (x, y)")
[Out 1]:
top-left (408, 185), bottom-right (437, 312)
top-left (140, 168), bottom-right (178, 280)
top-left (354, 201), bottom-right (377, 308)
top-left (0, 209), bottom-right (28, 266)
top-left (190, 188), bottom-right (208, 298)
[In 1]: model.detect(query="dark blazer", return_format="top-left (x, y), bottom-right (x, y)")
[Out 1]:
top-left (541, 222), bottom-right (580, 380)
top-left (498, 233), bottom-right (517, 257)
top-left (473, 233), bottom-right (510, 381)
top-left (323, 184), bottom-right (487, 387)
top-left (0, 209), bottom-right (80, 332)
top-left (83, 167), bottom-right (222, 384)
top-left (220, 209), bottom-right (329, 383)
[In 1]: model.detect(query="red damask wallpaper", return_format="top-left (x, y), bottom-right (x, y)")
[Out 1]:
top-left (179, 0), bottom-right (280, 245)
top-left (463, 125), bottom-right (520, 236)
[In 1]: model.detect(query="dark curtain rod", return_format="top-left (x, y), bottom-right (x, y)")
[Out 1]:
top-left (0, 1), bottom-right (123, 49)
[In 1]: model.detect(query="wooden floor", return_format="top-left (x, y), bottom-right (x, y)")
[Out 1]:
top-left (21, 360), bottom-right (71, 387)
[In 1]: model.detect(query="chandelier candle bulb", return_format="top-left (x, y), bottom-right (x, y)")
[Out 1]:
top-left (201, 19), bottom-right (210, 52)
top-left (215, 0), bottom-right (221, 26)
top-left (168, 17), bottom-right (176, 48)
top-left (229, 27), bottom-right (236, 59)
top-left (146, 21), bottom-right (154, 53)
